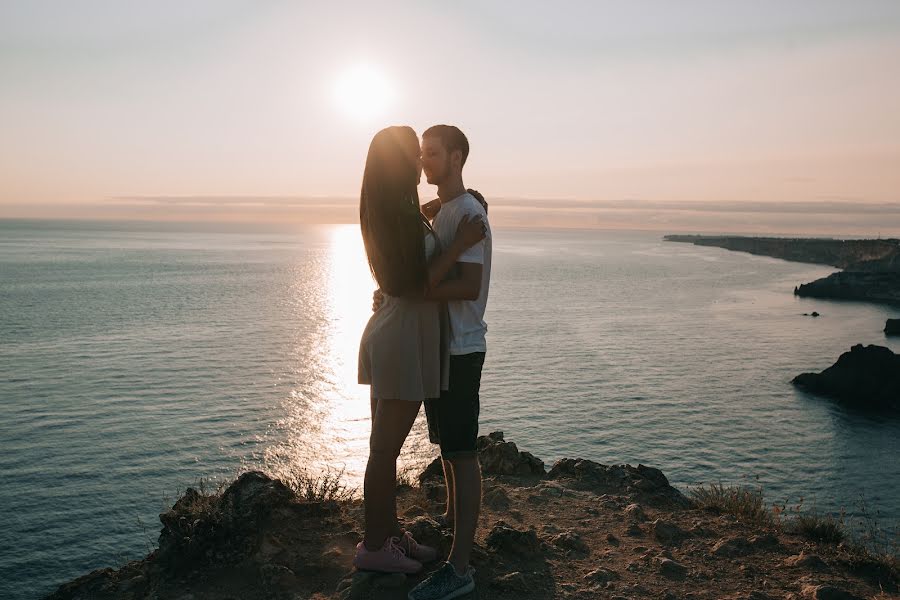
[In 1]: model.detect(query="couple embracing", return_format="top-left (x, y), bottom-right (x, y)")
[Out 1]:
top-left (355, 124), bottom-right (492, 600)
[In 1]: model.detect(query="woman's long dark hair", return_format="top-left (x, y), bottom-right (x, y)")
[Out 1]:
top-left (360, 126), bottom-right (426, 297)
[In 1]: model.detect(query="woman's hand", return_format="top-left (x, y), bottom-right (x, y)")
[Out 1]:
top-left (454, 214), bottom-right (487, 251)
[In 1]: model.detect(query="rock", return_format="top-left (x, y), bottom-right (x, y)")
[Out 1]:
top-left (624, 503), bottom-right (647, 522)
top-left (483, 486), bottom-right (511, 511)
top-left (492, 571), bottom-right (529, 591)
top-left (548, 459), bottom-right (690, 507)
top-left (656, 557), bottom-right (688, 580)
top-left (792, 344), bottom-right (900, 409)
top-left (712, 536), bottom-right (751, 557)
top-left (784, 552), bottom-right (829, 572)
top-left (486, 522), bottom-right (541, 558)
top-left (625, 523), bottom-right (644, 537)
top-left (747, 592), bottom-right (775, 600)
top-left (584, 567), bottom-right (620, 584)
top-left (476, 431), bottom-right (546, 476)
top-left (551, 531), bottom-right (589, 555)
top-left (157, 471), bottom-right (295, 571)
top-left (418, 457), bottom-right (445, 485)
top-left (886, 319), bottom-right (900, 335)
top-left (651, 519), bottom-right (688, 546)
top-left (404, 516), bottom-right (447, 554)
top-left (795, 271), bottom-right (900, 306)
top-left (260, 564), bottom-right (298, 592)
top-left (606, 533), bottom-right (620, 546)
top-left (800, 584), bottom-right (865, 600)
top-left (749, 533), bottom-right (780, 550)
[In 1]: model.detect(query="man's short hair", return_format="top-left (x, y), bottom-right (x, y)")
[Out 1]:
top-left (423, 125), bottom-right (469, 167)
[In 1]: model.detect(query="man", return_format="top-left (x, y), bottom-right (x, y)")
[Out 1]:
top-left (374, 125), bottom-right (491, 600)
top-left (408, 125), bottom-right (491, 600)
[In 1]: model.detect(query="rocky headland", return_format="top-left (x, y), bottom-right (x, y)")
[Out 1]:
top-left (46, 433), bottom-right (897, 600)
top-left (664, 235), bottom-right (900, 306)
top-left (792, 345), bottom-right (900, 410)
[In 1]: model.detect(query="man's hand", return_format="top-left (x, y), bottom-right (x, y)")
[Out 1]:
top-left (421, 198), bottom-right (441, 220)
top-left (372, 288), bottom-right (384, 312)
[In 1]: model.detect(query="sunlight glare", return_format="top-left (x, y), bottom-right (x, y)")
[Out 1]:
top-left (333, 64), bottom-right (394, 120)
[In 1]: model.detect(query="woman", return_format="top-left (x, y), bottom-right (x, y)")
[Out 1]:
top-left (354, 126), bottom-right (485, 574)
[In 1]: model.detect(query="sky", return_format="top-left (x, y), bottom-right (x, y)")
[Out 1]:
top-left (2, 1), bottom-right (899, 233)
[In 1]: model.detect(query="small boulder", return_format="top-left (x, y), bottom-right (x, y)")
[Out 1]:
top-left (712, 536), bottom-right (751, 557)
top-left (651, 519), bottom-right (688, 546)
top-left (656, 557), bottom-right (688, 580)
top-left (486, 522), bottom-right (541, 558)
top-left (584, 567), bottom-right (620, 584)
top-left (551, 531), bottom-right (590, 555)
top-left (784, 552), bottom-right (829, 572)
top-left (624, 503), bottom-right (647, 522)
top-left (477, 432), bottom-right (546, 476)
top-left (404, 516), bottom-right (448, 554)
top-left (483, 486), bottom-right (511, 511)
top-left (800, 584), bottom-right (865, 600)
top-left (492, 571), bottom-right (529, 592)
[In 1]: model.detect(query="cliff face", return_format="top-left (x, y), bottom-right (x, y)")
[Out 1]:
top-left (665, 235), bottom-right (900, 306)
top-left (793, 272), bottom-right (900, 306)
top-left (792, 344), bottom-right (900, 409)
top-left (46, 433), bottom-right (896, 600)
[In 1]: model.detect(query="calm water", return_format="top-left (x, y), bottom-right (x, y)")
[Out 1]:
top-left (1, 220), bottom-right (898, 599)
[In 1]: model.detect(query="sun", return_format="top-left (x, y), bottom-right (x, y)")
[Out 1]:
top-left (333, 64), bottom-right (394, 120)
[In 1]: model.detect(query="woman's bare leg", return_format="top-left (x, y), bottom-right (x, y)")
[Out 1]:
top-left (363, 398), bottom-right (421, 550)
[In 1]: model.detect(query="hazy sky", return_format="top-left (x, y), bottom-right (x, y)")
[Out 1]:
top-left (2, 1), bottom-right (899, 230)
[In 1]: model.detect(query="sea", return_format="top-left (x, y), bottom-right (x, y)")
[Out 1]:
top-left (1, 219), bottom-right (898, 599)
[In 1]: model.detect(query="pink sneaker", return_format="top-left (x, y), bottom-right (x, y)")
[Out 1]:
top-left (353, 537), bottom-right (422, 574)
top-left (399, 531), bottom-right (438, 563)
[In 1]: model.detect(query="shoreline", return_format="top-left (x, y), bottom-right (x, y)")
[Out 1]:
top-left (664, 235), bottom-right (900, 307)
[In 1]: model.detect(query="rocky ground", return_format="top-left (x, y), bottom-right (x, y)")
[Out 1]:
top-left (46, 433), bottom-right (897, 600)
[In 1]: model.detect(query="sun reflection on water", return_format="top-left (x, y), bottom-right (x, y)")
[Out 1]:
top-left (318, 224), bottom-right (378, 480)
top-left (263, 225), bottom-right (436, 490)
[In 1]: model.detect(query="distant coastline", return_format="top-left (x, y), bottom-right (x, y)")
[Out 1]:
top-left (664, 235), bottom-right (900, 306)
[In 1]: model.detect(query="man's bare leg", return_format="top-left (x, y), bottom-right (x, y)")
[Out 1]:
top-left (447, 455), bottom-right (481, 575)
top-left (441, 457), bottom-right (456, 526)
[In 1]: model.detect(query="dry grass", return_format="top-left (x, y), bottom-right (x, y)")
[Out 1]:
top-left (689, 482), bottom-right (771, 525)
top-left (271, 466), bottom-right (356, 503)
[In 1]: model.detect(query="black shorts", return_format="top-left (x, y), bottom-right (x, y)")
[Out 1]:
top-left (424, 352), bottom-right (485, 459)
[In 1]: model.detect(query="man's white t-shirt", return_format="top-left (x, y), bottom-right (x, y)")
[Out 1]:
top-left (431, 192), bottom-right (492, 355)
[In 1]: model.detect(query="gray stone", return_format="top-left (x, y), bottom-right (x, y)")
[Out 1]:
top-left (656, 557), bottom-right (688, 580)
top-left (624, 503), bottom-right (647, 522)
top-left (551, 531), bottom-right (590, 555)
top-left (584, 567), bottom-right (620, 584)
top-left (712, 536), bottom-right (751, 557)
top-left (651, 519), bottom-right (687, 546)
top-left (483, 486), bottom-right (511, 511)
